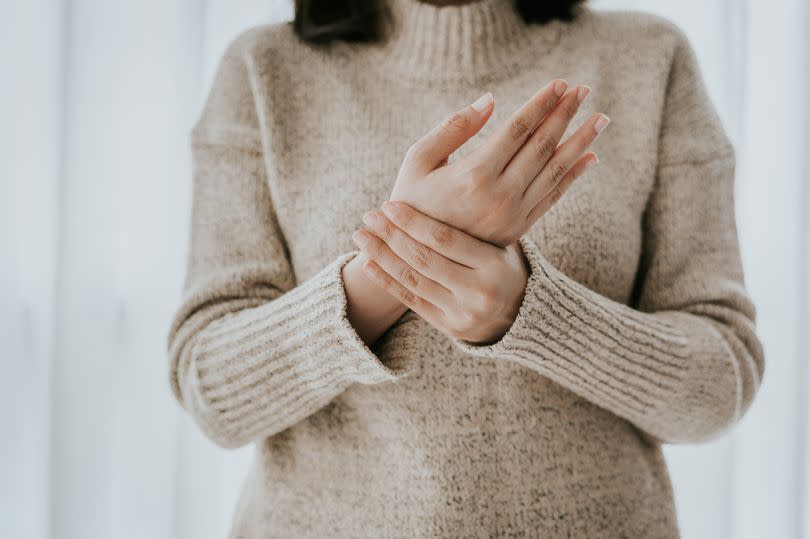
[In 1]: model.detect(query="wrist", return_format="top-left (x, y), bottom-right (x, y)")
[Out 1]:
top-left (344, 252), bottom-right (409, 319)
top-left (478, 244), bottom-right (529, 344)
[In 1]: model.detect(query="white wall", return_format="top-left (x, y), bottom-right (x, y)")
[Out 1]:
top-left (1, 1), bottom-right (807, 538)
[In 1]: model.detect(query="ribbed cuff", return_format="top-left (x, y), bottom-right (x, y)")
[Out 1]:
top-left (453, 236), bottom-right (691, 421)
top-left (188, 251), bottom-right (411, 444)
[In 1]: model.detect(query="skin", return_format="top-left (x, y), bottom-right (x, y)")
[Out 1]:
top-left (342, 80), bottom-right (610, 344)
top-left (356, 201), bottom-right (532, 344)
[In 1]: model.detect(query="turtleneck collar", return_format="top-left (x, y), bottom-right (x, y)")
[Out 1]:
top-left (361, 0), bottom-right (565, 84)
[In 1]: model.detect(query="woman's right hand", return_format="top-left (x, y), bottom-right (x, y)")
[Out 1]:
top-left (389, 79), bottom-right (609, 247)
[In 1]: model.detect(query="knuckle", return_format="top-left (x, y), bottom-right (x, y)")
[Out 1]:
top-left (411, 244), bottom-right (432, 270)
top-left (443, 111), bottom-right (470, 132)
top-left (547, 160), bottom-right (569, 183)
top-left (379, 219), bottom-right (396, 241)
top-left (397, 206), bottom-right (415, 228)
top-left (533, 133), bottom-right (558, 161)
top-left (398, 287), bottom-right (417, 306)
top-left (509, 117), bottom-right (531, 142)
top-left (399, 267), bottom-right (420, 289)
top-left (431, 223), bottom-right (455, 247)
top-left (465, 164), bottom-right (491, 188)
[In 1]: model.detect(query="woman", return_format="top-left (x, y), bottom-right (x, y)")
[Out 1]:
top-left (166, 0), bottom-right (765, 536)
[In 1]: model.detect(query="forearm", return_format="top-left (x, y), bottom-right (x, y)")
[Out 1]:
top-left (343, 251), bottom-right (409, 345)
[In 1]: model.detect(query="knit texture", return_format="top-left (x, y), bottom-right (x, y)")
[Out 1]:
top-left (165, 0), bottom-right (765, 536)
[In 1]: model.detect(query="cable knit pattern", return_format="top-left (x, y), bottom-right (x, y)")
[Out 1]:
top-left (165, 0), bottom-right (765, 536)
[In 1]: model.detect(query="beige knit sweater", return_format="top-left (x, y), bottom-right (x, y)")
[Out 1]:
top-left (166, 0), bottom-right (765, 536)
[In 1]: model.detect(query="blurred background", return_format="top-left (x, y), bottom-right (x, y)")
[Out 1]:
top-left (2, 0), bottom-right (808, 538)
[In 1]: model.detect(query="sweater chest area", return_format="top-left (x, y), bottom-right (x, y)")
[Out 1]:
top-left (262, 75), bottom-right (657, 306)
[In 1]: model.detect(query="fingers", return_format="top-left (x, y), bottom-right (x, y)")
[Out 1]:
top-left (526, 152), bottom-right (599, 225)
top-left (504, 85), bottom-right (591, 193)
top-left (477, 78), bottom-right (568, 174)
top-left (405, 92), bottom-right (495, 175)
top-left (361, 210), bottom-right (468, 291)
top-left (351, 228), bottom-right (453, 308)
top-left (523, 112), bottom-right (609, 203)
top-left (358, 258), bottom-right (447, 329)
top-left (380, 200), bottom-right (500, 268)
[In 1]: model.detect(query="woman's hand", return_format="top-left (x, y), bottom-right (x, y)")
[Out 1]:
top-left (351, 200), bottom-right (530, 344)
top-left (389, 79), bottom-right (609, 247)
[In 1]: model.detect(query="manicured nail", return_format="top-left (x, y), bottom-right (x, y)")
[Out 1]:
top-left (585, 154), bottom-right (599, 169)
top-left (553, 79), bottom-right (568, 97)
top-left (594, 114), bottom-right (610, 134)
top-left (577, 86), bottom-right (591, 103)
top-left (471, 91), bottom-right (493, 112)
top-left (381, 200), bottom-right (404, 219)
top-left (352, 230), bottom-right (369, 248)
top-left (362, 211), bottom-right (381, 228)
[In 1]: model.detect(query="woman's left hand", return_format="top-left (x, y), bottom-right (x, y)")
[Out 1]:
top-left (351, 200), bottom-right (529, 344)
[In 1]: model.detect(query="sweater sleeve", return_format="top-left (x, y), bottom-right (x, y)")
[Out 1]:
top-left (166, 33), bottom-right (411, 449)
top-left (453, 26), bottom-right (765, 444)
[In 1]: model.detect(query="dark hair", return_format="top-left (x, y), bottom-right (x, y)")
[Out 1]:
top-left (293, 0), bottom-right (586, 44)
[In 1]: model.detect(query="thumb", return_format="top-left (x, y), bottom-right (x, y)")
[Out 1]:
top-left (407, 92), bottom-right (494, 173)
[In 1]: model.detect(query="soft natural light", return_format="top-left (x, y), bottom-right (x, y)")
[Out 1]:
top-left (2, 1), bottom-right (808, 538)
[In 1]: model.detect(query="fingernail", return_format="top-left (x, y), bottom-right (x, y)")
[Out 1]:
top-left (594, 114), bottom-right (610, 134)
top-left (352, 230), bottom-right (369, 248)
top-left (471, 91), bottom-right (493, 112)
top-left (577, 86), bottom-right (591, 103)
top-left (362, 211), bottom-right (381, 228)
top-left (381, 200), bottom-right (403, 219)
top-left (585, 154), bottom-right (599, 169)
top-left (553, 79), bottom-right (568, 97)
